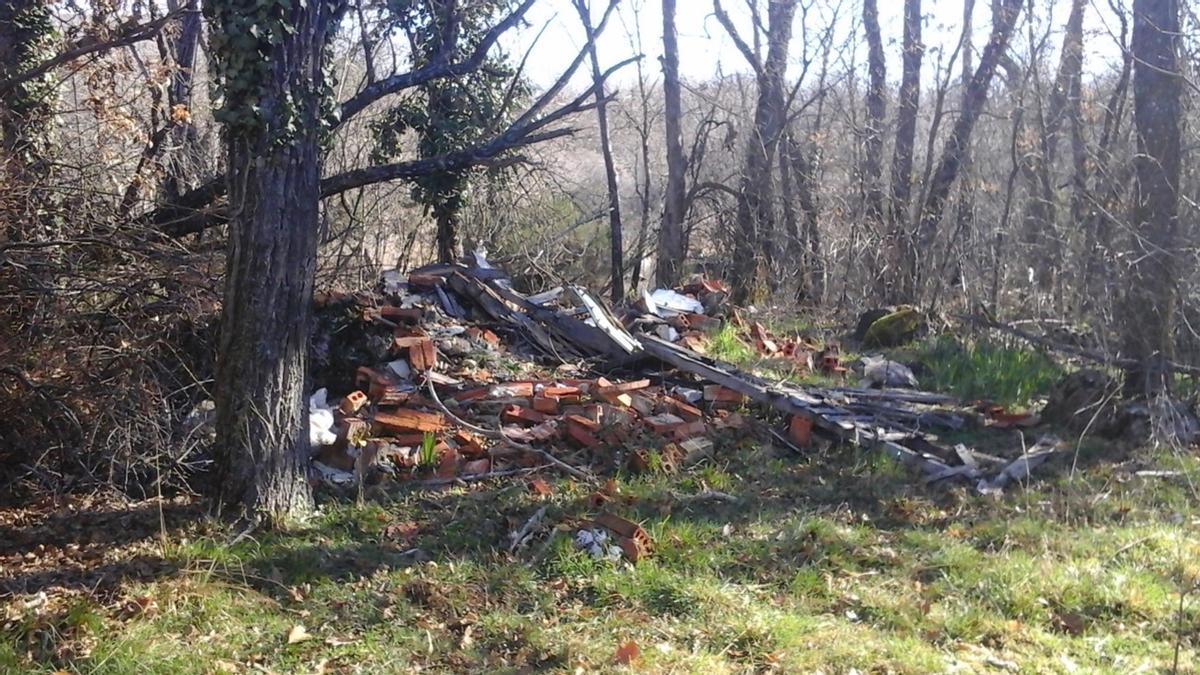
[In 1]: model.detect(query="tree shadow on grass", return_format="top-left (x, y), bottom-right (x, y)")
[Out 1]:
top-left (0, 498), bottom-right (202, 598)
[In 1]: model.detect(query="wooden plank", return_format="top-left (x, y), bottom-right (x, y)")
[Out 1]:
top-left (638, 335), bottom-right (953, 476)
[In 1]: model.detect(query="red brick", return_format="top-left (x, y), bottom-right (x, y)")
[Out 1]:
top-left (671, 420), bottom-right (707, 441)
top-left (644, 413), bottom-right (685, 435)
top-left (566, 423), bottom-right (602, 448)
top-left (532, 396), bottom-right (560, 415)
top-left (339, 390), bottom-right (368, 415)
top-left (502, 405), bottom-right (548, 426)
top-left (598, 379), bottom-right (652, 396)
top-left (703, 385), bottom-right (745, 405)
top-left (564, 414), bottom-right (600, 432)
top-left (380, 306), bottom-right (423, 322)
top-left (788, 414), bottom-right (813, 447)
top-left (667, 397), bottom-right (703, 422)
top-left (452, 430), bottom-right (486, 457)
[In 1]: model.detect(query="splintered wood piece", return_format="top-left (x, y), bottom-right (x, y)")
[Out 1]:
top-left (374, 409), bottom-right (445, 434)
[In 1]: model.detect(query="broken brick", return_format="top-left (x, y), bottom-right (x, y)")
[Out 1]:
top-left (600, 391), bottom-right (633, 408)
top-left (339, 390), bottom-right (368, 415)
top-left (788, 414), bottom-right (813, 447)
top-left (501, 405), bottom-right (549, 426)
top-left (593, 513), bottom-right (652, 562)
top-left (671, 420), bottom-right (707, 441)
top-left (380, 305), bottom-right (424, 323)
top-left (452, 429), bottom-right (486, 457)
top-left (667, 397), bottom-right (703, 422)
top-left (528, 478), bottom-right (553, 496)
top-left (407, 338), bottom-right (437, 372)
top-left (437, 445), bottom-right (459, 478)
top-left (566, 423), bottom-right (602, 448)
top-left (491, 381), bottom-right (535, 398)
top-left (531, 396), bottom-right (560, 415)
top-left (462, 458), bottom-right (490, 475)
top-left (703, 385), bottom-right (745, 405)
top-left (644, 413), bottom-right (685, 435)
top-left (565, 414), bottom-right (601, 433)
top-left (597, 379), bottom-right (651, 395)
top-left (452, 387), bottom-right (491, 403)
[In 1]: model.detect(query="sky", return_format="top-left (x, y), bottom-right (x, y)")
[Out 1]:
top-left (501, 0), bottom-right (1129, 91)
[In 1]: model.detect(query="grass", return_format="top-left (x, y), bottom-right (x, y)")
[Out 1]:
top-left (3, 338), bottom-right (1195, 672)
top-left (912, 335), bottom-right (1063, 408)
top-left (4, 436), bottom-right (1198, 673)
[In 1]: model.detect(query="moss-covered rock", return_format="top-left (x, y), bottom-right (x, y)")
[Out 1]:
top-left (862, 306), bottom-right (925, 348)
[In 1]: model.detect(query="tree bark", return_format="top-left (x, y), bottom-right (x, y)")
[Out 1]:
top-left (0, 0), bottom-right (56, 242)
top-left (656, 0), bottom-right (687, 288)
top-left (163, 0), bottom-right (203, 202)
top-left (1018, 0), bottom-right (1085, 297)
top-left (1082, 8), bottom-right (1132, 303)
top-left (435, 205), bottom-right (462, 264)
top-left (1119, 0), bottom-right (1181, 396)
top-left (575, 0), bottom-right (624, 302)
top-left (883, 0), bottom-right (922, 301)
top-left (209, 0), bottom-right (338, 522)
top-left (910, 0), bottom-right (1024, 300)
top-left (715, 0), bottom-right (796, 304)
top-left (860, 0), bottom-right (886, 231)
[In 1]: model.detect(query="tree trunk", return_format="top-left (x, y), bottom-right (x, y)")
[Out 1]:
top-left (575, 0), bottom-right (624, 302)
top-left (656, 0), bottom-right (686, 288)
top-left (1082, 10), bottom-right (1132, 304)
top-left (910, 0), bottom-right (1024, 300)
top-left (210, 0), bottom-right (338, 522)
top-left (860, 0), bottom-right (886, 229)
top-left (784, 133), bottom-right (822, 304)
top-left (435, 205), bottom-right (462, 264)
top-left (716, 0), bottom-right (796, 304)
top-left (1018, 0), bottom-right (1085, 298)
top-left (163, 0), bottom-right (203, 202)
top-left (883, 0), bottom-right (922, 302)
top-left (0, 0), bottom-right (56, 242)
top-left (948, 0), bottom-right (976, 296)
top-left (1119, 0), bottom-right (1181, 396)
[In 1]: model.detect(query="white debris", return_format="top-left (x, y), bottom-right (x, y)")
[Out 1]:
top-left (381, 269), bottom-right (406, 295)
top-left (655, 324), bottom-right (680, 342)
top-left (574, 528), bottom-right (623, 561)
top-left (646, 289), bottom-right (703, 317)
top-left (309, 388), bottom-right (338, 447)
top-left (387, 359), bottom-right (412, 379)
top-left (858, 355), bottom-right (919, 388)
top-left (313, 460), bottom-right (356, 486)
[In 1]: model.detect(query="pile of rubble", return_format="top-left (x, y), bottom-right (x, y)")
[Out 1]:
top-left (308, 264), bottom-right (752, 489)
top-left (307, 255), bottom-right (1064, 502)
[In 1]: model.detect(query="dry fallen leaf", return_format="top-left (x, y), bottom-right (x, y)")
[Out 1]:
top-left (287, 623), bottom-right (313, 645)
top-left (614, 640), bottom-right (640, 665)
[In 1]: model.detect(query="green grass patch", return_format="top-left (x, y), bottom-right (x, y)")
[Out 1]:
top-left (5, 438), bottom-right (1198, 673)
top-left (915, 335), bottom-right (1063, 407)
